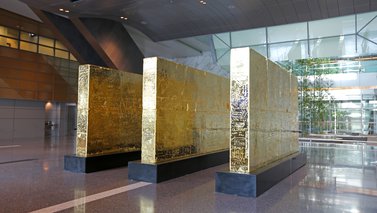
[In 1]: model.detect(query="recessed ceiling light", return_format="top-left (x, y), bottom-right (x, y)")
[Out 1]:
top-left (59, 8), bottom-right (64, 11)
top-left (120, 16), bottom-right (128, 20)
top-left (65, 10), bottom-right (70, 13)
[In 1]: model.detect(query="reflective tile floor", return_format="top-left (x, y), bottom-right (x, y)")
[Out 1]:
top-left (1, 137), bottom-right (377, 213)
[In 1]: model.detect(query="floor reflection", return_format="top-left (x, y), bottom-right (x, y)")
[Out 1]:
top-left (139, 195), bottom-right (154, 213)
top-left (74, 189), bottom-right (86, 213)
top-left (212, 142), bottom-right (377, 213)
top-left (297, 142), bottom-right (377, 213)
top-left (2, 137), bottom-right (377, 212)
top-left (126, 142), bottom-right (377, 212)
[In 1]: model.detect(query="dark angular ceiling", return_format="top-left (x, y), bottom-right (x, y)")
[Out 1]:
top-left (20, 0), bottom-right (377, 41)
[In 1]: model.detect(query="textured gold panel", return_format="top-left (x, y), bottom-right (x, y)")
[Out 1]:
top-left (230, 48), bottom-right (299, 173)
top-left (141, 58), bottom-right (230, 164)
top-left (76, 64), bottom-right (142, 157)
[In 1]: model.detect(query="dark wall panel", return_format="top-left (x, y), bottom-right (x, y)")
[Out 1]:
top-left (39, 11), bottom-right (108, 67)
top-left (80, 18), bottom-right (144, 74)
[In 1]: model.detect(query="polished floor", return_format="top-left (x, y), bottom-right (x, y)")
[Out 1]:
top-left (1, 137), bottom-right (377, 213)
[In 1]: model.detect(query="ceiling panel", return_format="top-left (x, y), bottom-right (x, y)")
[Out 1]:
top-left (318, 0), bottom-right (329, 18)
top-left (354, 0), bottom-right (371, 13)
top-left (293, 0), bottom-right (311, 21)
top-left (269, 5), bottom-right (287, 25)
top-left (326, 0), bottom-right (340, 17)
top-left (306, 0), bottom-right (322, 19)
top-left (16, 0), bottom-right (377, 41)
top-left (372, 1), bottom-right (377, 10)
top-left (338, 0), bottom-right (355, 15)
top-left (276, 0), bottom-right (296, 23)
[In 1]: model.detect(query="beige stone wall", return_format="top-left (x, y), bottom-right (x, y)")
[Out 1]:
top-left (76, 64), bottom-right (142, 157)
top-left (142, 57), bottom-right (229, 163)
top-left (230, 48), bottom-right (299, 173)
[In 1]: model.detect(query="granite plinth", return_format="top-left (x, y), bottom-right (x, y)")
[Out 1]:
top-left (64, 151), bottom-right (141, 173)
top-left (128, 150), bottom-right (229, 183)
top-left (215, 152), bottom-right (306, 197)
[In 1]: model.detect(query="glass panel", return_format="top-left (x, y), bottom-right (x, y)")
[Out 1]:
top-left (38, 46), bottom-right (54, 56)
top-left (357, 35), bottom-right (377, 56)
top-left (231, 28), bottom-right (266, 47)
top-left (213, 35), bottom-right (230, 60)
top-left (269, 40), bottom-right (308, 61)
top-left (250, 45), bottom-right (267, 57)
top-left (70, 53), bottom-right (77, 61)
top-left (310, 35), bottom-right (356, 58)
top-left (20, 41), bottom-right (37, 52)
top-left (309, 15), bottom-right (355, 38)
top-left (0, 36), bottom-right (18, 48)
top-left (287, 57), bottom-right (377, 135)
top-left (357, 11), bottom-right (377, 32)
top-left (55, 49), bottom-right (69, 59)
top-left (217, 50), bottom-right (230, 73)
top-left (358, 17), bottom-right (377, 43)
top-left (39, 36), bottom-right (54, 47)
top-left (20, 31), bottom-right (38, 43)
top-left (55, 40), bottom-right (68, 50)
top-left (214, 32), bottom-right (230, 46)
top-left (268, 22), bottom-right (307, 43)
top-left (360, 60), bottom-right (377, 73)
top-left (0, 26), bottom-right (19, 38)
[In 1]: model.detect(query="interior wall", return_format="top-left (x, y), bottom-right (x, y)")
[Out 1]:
top-left (170, 51), bottom-right (228, 77)
top-left (0, 99), bottom-right (44, 142)
top-left (45, 101), bottom-right (76, 137)
top-left (0, 99), bottom-right (75, 142)
top-left (0, 46), bottom-right (77, 102)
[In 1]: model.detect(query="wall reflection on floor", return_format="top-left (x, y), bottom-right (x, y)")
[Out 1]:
top-left (74, 189), bottom-right (86, 213)
top-left (128, 142), bottom-right (377, 213)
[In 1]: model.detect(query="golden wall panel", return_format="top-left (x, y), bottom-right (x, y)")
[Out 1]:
top-left (141, 58), bottom-right (229, 164)
top-left (75, 64), bottom-right (142, 157)
top-left (230, 48), bottom-right (299, 173)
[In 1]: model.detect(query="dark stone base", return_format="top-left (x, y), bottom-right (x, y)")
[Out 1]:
top-left (64, 151), bottom-right (141, 173)
top-left (128, 150), bottom-right (229, 183)
top-left (215, 152), bottom-right (306, 197)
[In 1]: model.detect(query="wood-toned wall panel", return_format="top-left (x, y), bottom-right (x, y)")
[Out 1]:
top-left (38, 83), bottom-right (53, 91)
top-left (18, 91), bottom-right (37, 100)
top-left (0, 46), bottom-right (77, 102)
top-left (0, 88), bottom-right (21, 99)
top-left (38, 91), bottom-right (52, 100)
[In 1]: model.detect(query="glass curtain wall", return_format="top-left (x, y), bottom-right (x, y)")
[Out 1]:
top-left (212, 11), bottom-right (377, 136)
top-left (279, 59), bottom-right (377, 136)
top-left (213, 11), bottom-right (377, 65)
